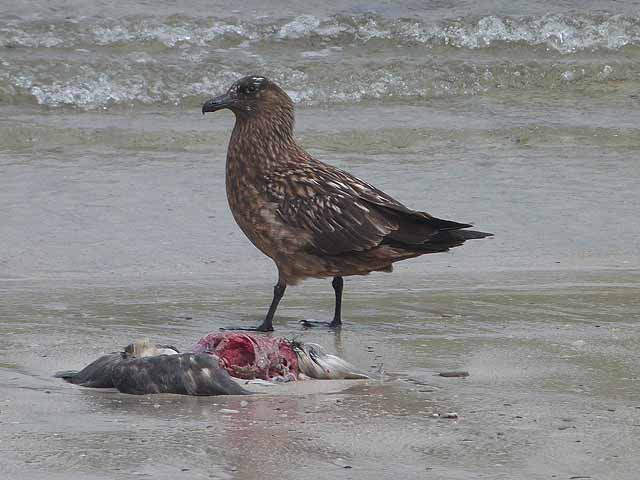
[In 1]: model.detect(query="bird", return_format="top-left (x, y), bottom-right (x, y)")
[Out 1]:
top-left (202, 75), bottom-right (492, 332)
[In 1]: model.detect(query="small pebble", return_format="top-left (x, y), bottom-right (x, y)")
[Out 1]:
top-left (438, 371), bottom-right (469, 378)
top-left (443, 412), bottom-right (459, 419)
top-left (240, 400), bottom-right (248, 407)
top-left (334, 458), bottom-right (352, 469)
top-left (219, 408), bottom-right (239, 414)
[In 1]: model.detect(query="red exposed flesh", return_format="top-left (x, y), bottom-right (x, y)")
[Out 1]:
top-left (192, 333), bottom-right (298, 380)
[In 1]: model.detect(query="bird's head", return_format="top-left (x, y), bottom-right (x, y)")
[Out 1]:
top-left (202, 75), bottom-right (294, 119)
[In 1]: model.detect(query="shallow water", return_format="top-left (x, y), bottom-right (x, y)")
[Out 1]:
top-left (2, 0), bottom-right (640, 479)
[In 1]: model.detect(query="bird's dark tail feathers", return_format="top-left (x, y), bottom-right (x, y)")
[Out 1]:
top-left (382, 210), bottom-right (493, 253)
top-left (448, 229), bottom-right (493, 241)
top-left (367, 198), bottom-right (493, 254)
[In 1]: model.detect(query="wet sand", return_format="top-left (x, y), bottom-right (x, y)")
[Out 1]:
top-left (2, 273), bottom-right (639, 479)
top-left (1, 101), bottom-right (640, 479)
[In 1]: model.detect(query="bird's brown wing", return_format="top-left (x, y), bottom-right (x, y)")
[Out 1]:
top-left (265, 162), bottom-right (475, 256)
top-left (277, 191), bottom-right (398, 255)
top-left (262, 164), bottom-right (399, 255)
top-left (323, 166), bottom-right (472, 231)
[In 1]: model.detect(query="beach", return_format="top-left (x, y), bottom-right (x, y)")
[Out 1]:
top-left (1, 1), bottom-right (640, 478)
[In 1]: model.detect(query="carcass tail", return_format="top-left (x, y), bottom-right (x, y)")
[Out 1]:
top-left (54, 370), bottom-right (79, 382)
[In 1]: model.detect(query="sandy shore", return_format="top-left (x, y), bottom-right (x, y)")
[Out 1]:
top-left (2, 268), bottom-right (639, 480)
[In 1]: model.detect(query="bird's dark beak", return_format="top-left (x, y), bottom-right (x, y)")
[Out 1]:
top-left (202, 93), bottom-right (234, 114)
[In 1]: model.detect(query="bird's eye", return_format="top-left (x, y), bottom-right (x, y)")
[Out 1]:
top-left (247, 84), bottom-right (257, 93)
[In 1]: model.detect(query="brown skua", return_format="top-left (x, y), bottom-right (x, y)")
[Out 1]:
top-left (202, 75), bottom-right (492, 331)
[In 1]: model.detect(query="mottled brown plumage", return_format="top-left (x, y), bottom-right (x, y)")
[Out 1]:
top-left (202, 75), bottom-right (492, 331)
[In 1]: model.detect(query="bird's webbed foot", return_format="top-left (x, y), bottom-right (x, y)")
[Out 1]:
top-left (299, 319), bottom-right (342, 329)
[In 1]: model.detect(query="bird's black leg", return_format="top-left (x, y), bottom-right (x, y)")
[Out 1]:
top-left (300, 276), bottom-right (343, 329)
top-left (222, 279), bottom-right (286, 332)
top-left (330, 276), bottom-right (343, 328)
top-left (260, 280), bottom-right (287, 331)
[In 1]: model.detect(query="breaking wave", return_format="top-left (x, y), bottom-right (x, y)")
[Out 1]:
top-left (1, 13), bottom-right (638, 109)
top-left (2, 13), bottom-right (640, 51)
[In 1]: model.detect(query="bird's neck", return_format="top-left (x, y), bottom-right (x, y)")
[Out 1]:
top-left (227, 112), bottom-right (298, 172)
